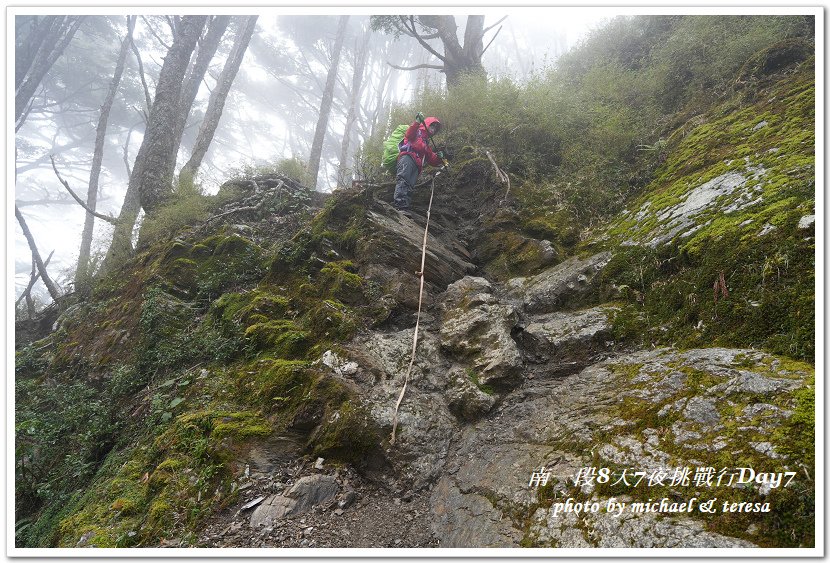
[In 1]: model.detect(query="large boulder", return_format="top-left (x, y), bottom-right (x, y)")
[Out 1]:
top-left (250, 475), bottom-right (339, 528)
top-left (350, 329), bottom-right (459, 489)
top-left (439, 276), bottom-right (523, 388)
top-left (506, 252), bottom-right (612, 313)
top-left (517, 304), bottom-right (619, 368)
top-left (358, 204), bottom-right (476, 304)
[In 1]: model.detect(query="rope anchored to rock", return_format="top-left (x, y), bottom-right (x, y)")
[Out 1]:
top-left (389, 168), bottom-right (443, 446)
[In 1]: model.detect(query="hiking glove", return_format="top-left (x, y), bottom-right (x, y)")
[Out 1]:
top-left (437, 151), bottom-right (445, 159)
top-left (415, 112), bottom-right (425, 123)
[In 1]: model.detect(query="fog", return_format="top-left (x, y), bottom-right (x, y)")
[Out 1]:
top-left (12, 9), bottom-right (611, 307)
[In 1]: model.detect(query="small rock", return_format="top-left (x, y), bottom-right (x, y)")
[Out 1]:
top-left (76, 531), bottom-right (95, 547)
top-left (314, 457), bottom-right (325, 470)
top-left (241, 495), bottom-right (266, 510)
top-left (798, 214), bottom-right (815, 230)
top-left (758, 223), bottom-right (777, 236)
top-left (334, 508), bottom-right (344, 516)
top-left (338, 489), bottom-right (357, 509)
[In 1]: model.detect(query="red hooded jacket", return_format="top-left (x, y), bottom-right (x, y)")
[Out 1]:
top-left (397, 117), bottom-right (443, 173)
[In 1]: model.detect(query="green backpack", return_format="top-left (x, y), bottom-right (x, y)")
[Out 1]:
top-left (381, 124), bottom-right (409, 175)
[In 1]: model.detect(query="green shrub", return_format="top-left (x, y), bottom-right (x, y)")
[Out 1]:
top-left (137, 176), bottom-right (215, 248)
top-left (227, 156), bottom-right (313, 187)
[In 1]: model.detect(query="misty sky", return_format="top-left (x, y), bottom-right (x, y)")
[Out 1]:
top-left (11, 9), bottom-right (613, 303)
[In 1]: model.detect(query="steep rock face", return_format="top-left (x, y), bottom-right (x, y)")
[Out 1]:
top-left (430, 347), bottom-right (811, 548)
top-left (329, 211), bottom-right (812, 548)
top-left (517, 304), bottom-right (618, 367)
top-left (360, 204), bottom-right (476, 299)
top-left (16, 58), bottom-right (815, 551)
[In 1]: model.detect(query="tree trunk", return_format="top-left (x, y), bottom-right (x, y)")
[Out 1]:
top-left (307, 15), bottom-right (348, 191)
top-left (434, 15), bottom-right (486, 88)
top-left (75, 16), bottom-right (135, 289)
top-left (132, 15), bottom-right (206, 214)
top-left (180, 16), bottom-right (258, 180)
top-left (103, 15), bottom-right (206, 272)
top-left (336, 24), bottom-right (370, 186)
top-left (172, 15), bottom-right (231, 168)
top-left (15, 16), bottom-right (84, 130)
top-left (102, 183), bottom-right (141, 269)
top-left (15, 206), bottom-right (60, 301)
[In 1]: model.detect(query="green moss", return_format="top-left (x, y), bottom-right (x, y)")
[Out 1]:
top-left (305, 299), bottom-right (358, 342)
top-left (319, 261), bottom-right (365, 304)
top-left (773, 375), bottom-right (814, 468)
top-left (586, 352), bottom-right (814, 547)
top-left (310, 400), bottom-right (381, 463)
top-left (244, 320), bottom-right (310, 358)
top-left (468, 368), bottom-right (495, 395)
top-left (153, 232), bottom-right (267, 299)
top-left (235, 358), bottom-right (310, 411)
top-left (211, 288), bottom-right (290, 331)
top-left (211, 412), bottom-right (272, 441)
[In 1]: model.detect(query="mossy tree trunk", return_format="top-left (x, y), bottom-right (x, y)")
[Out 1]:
top-left (132, 15), bottom-right (206, 214)
top-left (370, 15), bottom-right (497, 91)
top-left (102, 16), bottom-right (207, 273)
top-left (171, 15), bottom-right (231, 170)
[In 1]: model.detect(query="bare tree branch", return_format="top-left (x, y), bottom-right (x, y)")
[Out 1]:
top-left (483, 15), bottom-right (508, 34)
top-left (481, 25), bottom-right (504, 57)
top-left (50, 155), bottom-right (117, 224)
top-left (130, 34), bottom-right (153, 112)
top-left (400, 16), bottom-right (446, 62)
top-left (142, 15), bottom-right (171, 51)
top-left (393, 16), bottom-right (441, 40)
top-left (16, 251), bottom-right (54, 311)
top-left (17, 196), bottom-right (76, 207)
top-left (123, 122), bottom-right (139, 176)
top-left (387, 62), bottom-right (444, 72)
top-left (15, 205), bottom-right (60, 301)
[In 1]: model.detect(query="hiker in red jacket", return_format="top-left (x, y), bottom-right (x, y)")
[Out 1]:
top-left (393, 113), bottom-right (445, 213)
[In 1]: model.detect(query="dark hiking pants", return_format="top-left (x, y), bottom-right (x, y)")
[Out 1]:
top-left (393, 154), bottom-right (419, 209)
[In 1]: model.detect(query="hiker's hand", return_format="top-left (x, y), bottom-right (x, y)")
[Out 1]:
top-left (437, 151), bottom-right (445, 159)
top-left (415, 112), bottom-right (425, 123)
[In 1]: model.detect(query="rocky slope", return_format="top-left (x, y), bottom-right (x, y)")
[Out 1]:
top-left (15, 53), bottom-right (814, 550)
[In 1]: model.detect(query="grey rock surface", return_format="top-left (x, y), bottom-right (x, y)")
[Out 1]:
top-left (508, 252), bottom-right (613, 313)
top-left (643, 167), bottom-right (766, 246)
top-left (439, 276), bottom-right (523, 387)
top-left (426, 347), bottom-right (811, 547)
top-left (519, 304), bottom-right (617, 365)
top-left (250, 475), bottom-right (339, 528)
top-left (361, 207), bottom-right (475, 295)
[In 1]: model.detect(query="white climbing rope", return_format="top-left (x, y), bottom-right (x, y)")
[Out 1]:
top-left (390, 169), bottom-right (442, 446)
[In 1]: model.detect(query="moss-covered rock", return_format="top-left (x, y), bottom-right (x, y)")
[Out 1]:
top-left (244, 320), bottom-right (310, 357)
top-left (309, 400), bottom-right (382, 464)
top-left (597, 59), bottom-right (814, 361)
